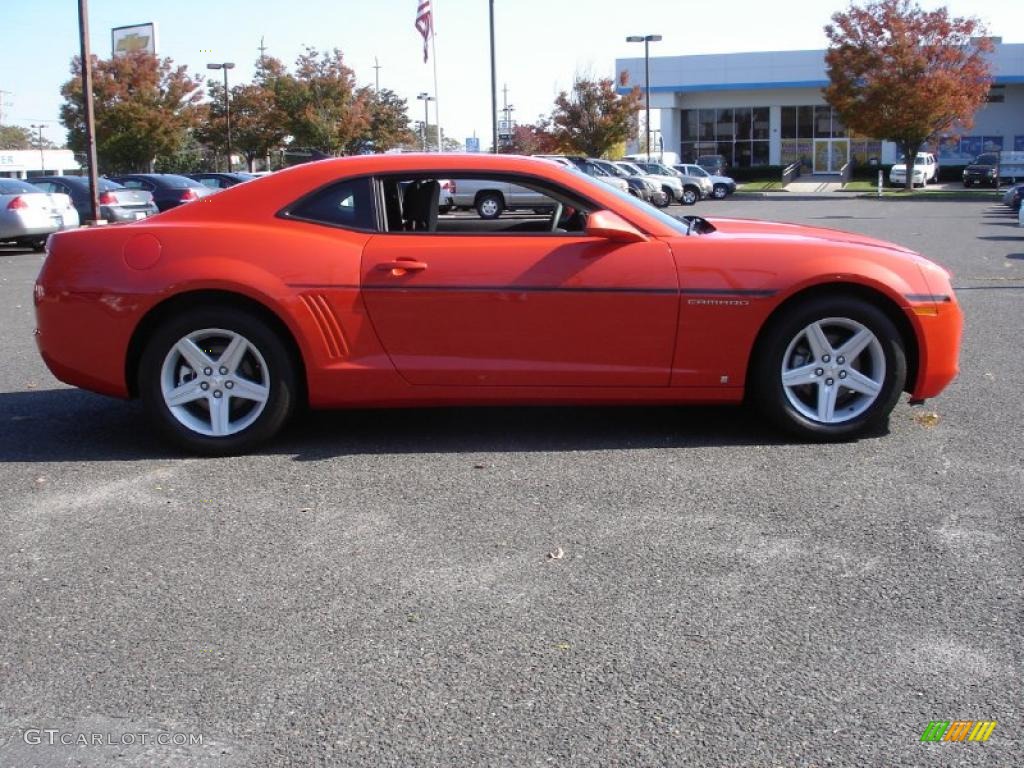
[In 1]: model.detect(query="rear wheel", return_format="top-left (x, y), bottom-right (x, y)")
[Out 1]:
top-left (680, 186), bottom-right (698, 206)
top-left (139, 307), bottom-right (297, 455)
top-left (752, 297), bottom-right (906, 440)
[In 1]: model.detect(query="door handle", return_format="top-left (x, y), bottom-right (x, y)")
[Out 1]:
top-left (377, 259), bottom-right (428, 274)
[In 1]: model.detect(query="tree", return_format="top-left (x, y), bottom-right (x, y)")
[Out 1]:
top-left (399, 124), bottom-right (460, 153)
top-left (0, 125), bottom-right (44, 150)
top-left (548, 72), bottom-right (642, 157)
top-left (824, 0), bottom-right (993, 190)
top-left (346, 87), bottom-right (414, 154)
top-left (500, 121), bottom-right (559, 155)
top-left (277, 47), bottom-right (369, 154)
top-left (198, 78), bottom-right (289, 171)
top-left (60, 50), bottom-right (203, 172)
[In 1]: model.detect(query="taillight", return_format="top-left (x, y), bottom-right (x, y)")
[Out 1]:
top-left (99, 192), bottom-right (116, 205)
top-left (179, 188), bottom-right (199, 202)
top-left (7, 195), bottom-right (28, 210)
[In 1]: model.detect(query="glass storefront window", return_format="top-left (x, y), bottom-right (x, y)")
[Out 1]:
top-left (717, 109), bottom-right (734, 140)
top-left (782, 107), bottom-right (797, 139)
top-left (1016, 136), bottom-right (1024, 152)
top-left (752, 141), bottom-right (769, 166)
top-left (698, 109), bottom-right (716, 140)
top-left (798, 106), bottom-right (814, 138)
top-left (683, 110), bottom-right (699, 141)
top-left (814, 105), bottom-right (831, 138)
top-left (734, 108), bottom-right (752, 141)
top-left (752, 108), bottom-right (769, 140)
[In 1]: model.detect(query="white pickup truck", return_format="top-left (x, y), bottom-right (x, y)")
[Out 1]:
top-left (448, 178), bottom-right (553, 219)
top-left (889, 152), bottom-right (939, 187)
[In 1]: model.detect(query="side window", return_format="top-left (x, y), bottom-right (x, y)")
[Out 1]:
top-left (198, 178), bottom-right (220, 188)
top-left (286, 177), bottom-right (375, 230)
top-left (383, 174), bottom-right (592, 235)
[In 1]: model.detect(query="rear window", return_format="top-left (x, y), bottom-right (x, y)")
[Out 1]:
top-left (0, 179), bottom-right (39, 194)
top-left (284, 177), bottom-right (376, 231)
top-left (159, 174), bottom-right (204, 188)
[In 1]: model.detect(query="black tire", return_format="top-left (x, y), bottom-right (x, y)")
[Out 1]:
top-left (652, 191), bottom-right (670, 208)
top-left (963, 180), bottom-right (972, 188)
top-left (139, 307), bottom-right (298, 455)
top-left (712, 184), bottom-right (729, 199)
top-left (475, 192), bottom-right (503, 219)
top-left (752, 297), bottom-right (907, 441)
top-left (680, 186), bottom-right (699, 206)
top-left (438, 204), bottom-right (452, 215)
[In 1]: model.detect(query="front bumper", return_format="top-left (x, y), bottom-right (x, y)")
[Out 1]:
top-left (906, 297), bottom-right (963, 401)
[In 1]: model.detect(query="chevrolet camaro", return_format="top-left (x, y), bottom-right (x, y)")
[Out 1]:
top-left (34, 154), bottom-right (962, 454)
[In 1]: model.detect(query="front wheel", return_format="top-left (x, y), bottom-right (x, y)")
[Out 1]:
top-left (752, 298), bottom-right (907, 440)
top-left (476, 193), bottom-right (503, 219)
top-left (712, 184), bottom-right (729, 199)
top-left (139, 307), bottom-right (298, 455)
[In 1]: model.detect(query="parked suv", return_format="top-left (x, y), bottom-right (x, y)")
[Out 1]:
top-left (962, 153), bottom-right (999, 188)
top-left (889, 152), bottom-right (938, 187)
top-left (634, 161), bottom-right (709, 205)
top-left (695, 154), bottom-right (729, 176)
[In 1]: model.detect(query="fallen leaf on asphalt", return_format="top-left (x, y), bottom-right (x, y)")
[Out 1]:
top-left (914, 412), bottom-right (940, 428)
top-left (299, 507), bottom-right (312, 512)
top-left (26, 383), bottom-right (37, 389)
top-left (472, 463), bottom-right (487, 469)
top-left (555, 642), bottom-right (571, 651)
top-left (548, 547), bottom-right (564, 560)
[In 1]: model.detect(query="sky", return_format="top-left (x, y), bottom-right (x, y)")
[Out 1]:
top-left (2, 0), bottom-right (1023, 149)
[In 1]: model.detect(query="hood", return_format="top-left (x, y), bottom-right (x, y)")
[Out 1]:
top-left (705, 217), bottom-right (922, 257)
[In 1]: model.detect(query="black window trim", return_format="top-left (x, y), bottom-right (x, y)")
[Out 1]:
top-left (277, 174), bottom-right (380, 233)
top-left (371, 170), bottom-right (605, 238)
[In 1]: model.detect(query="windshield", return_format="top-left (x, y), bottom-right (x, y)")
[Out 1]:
top-left (650, 163), bottom-right (679, 176)
top-left (594, 161), bottom-right (628, 178)
top-left (975, 154), bottom-right (998, 165)
top-left (684, 165), bottom-right (709, 177)
top-left (571, 171), bottom-right (693, 236)
top-left (618, 162), bottom-right (644, 175)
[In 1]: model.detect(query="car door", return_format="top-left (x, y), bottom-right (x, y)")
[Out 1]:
top-left (360, 177), bottom-right (680, 388)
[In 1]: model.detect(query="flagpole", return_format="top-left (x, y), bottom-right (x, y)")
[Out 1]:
top-left (431, 1), bottom-right (441, 152)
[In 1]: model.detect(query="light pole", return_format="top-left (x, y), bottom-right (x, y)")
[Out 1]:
top-left (78, 0), bottom-right (100, 223)
top-left (206, 62), bottom-right (235, 171)
top-left (31, 124), bottom-right (45, 172)
top-left (626, 34), bottom-right (662, 161)
top-left (417, 92), bottom-right (435, 151)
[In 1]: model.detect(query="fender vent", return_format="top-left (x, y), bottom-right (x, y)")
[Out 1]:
top-left (299, 293), bottom-right (349, 360)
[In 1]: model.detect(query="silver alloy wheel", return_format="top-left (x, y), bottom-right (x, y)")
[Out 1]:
top-left (479, 197), bottom-right (499, 217)
top-left (713, 185), bottom-right (728, 199)
top-left (159, 328), bottom-right (270, 437)
top-left (780, 317), bottom-right (886, 424)
top-left (682, 188), bottom-right (697, 205)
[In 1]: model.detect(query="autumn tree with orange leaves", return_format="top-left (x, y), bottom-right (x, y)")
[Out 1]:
top-left (824, 0), bottom-right (993, 189)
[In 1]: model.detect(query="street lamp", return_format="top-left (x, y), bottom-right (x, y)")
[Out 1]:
top-left (417, 92), bottom-right (435, 151)
top-left (207, 62), bottom-right (235, 171)
top-left (626, 34), bottom-right (662, 161)
top-left (30, 124), bottom-right (46, 172)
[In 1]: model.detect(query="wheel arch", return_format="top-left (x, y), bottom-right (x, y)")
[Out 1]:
top-left (125, 289), bottom-right (309, 403)
top-left (745, 281), bottom-right (919, 396)
top-left (474, 189), bottom-right (506, 207)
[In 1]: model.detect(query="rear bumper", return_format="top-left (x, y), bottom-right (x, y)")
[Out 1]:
top-left (34, 287), bottom-right (142, 398)
top-left (907, 298), bottom-right (963, 401)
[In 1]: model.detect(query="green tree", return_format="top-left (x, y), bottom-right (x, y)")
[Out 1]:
top-left (60, 51), bottom-right (202, 172)
top-left (0, 125), bottom-right (55, 150)
top-left (549, 72), bottom-right (642, 157)
top-left (824, 0), bottom-right (993, 190)
top-left (346, 87), bottom-right (415, 154)
top-left (198, 77), bottom-right (289, 171)
top-left (277, 47), bottom-right (369, 154)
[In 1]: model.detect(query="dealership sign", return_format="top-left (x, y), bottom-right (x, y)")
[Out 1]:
top-left (112, 23), bottom-right (157, 57)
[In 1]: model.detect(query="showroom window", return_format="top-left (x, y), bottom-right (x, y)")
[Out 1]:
top-left (938, 135), bottom-right (1004, 163)
top-left (679, 107), bottom-right (770, 167)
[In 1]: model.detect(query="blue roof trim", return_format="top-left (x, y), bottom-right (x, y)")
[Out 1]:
top-left (617, 80), bottom-right (829, 95)
top-left (618, 76), bottom-right (1023, 94)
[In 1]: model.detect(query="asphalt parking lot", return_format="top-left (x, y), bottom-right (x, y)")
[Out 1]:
top-left (1, 197), bottom-right (1021, 767)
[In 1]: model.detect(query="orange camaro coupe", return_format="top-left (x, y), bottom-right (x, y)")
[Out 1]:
top-left (34, 154), bottom-right (962, 454)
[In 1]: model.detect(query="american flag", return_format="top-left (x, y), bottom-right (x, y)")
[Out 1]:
top-left (415, 1), bottom-right (433, 63)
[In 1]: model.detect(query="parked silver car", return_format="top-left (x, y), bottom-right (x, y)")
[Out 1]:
top-left (449, 178), bottom-right (553, 219)
top-left (634, 161), bottom-right (711, 204)
top-left (675, 163), bottom-right (737, 199)
top-left (0, 178), bottom-right (79, 250)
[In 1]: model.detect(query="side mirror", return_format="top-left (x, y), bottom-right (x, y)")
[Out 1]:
top-left (585, 210), bottom-right (647, 243)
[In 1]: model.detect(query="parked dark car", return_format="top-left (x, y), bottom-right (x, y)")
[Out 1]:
top-left (30, 175), bottom-right (158, 222)
top-left (695, 154), bottom-right (729, 176)
top-left (963, 153), bottom-right (1000, 188)
top-left (188, 172), bottom-right (258, 190)
top-left (587, 158), bottom-right (656, 203)
top-left (105, 173), bottom-right (214, 212)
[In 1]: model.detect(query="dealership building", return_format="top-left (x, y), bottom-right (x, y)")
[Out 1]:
top-left (617, 41), bottom-right (1024, 173)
